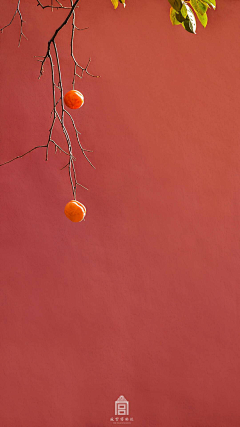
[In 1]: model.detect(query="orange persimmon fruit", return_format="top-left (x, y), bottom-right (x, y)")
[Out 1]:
top-left (64, 90), bottom-right (84, 109)
top-left (64, 200), bottom-right (86, 222)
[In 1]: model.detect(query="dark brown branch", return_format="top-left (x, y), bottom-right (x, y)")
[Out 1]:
top-left (76, 182), bottom-right (88, 190)
top-left (64, 109), bottom-right (95, 168)
top-left (53, 39), bottom-right (77, 197)
top-left (60, 162), bottom-right (69, 170)
top-left (1, 0), bottom-right (96, 199)
top-left (35, 0), bottom-right (90, 197)
top-left (36, 0), bottom-right (72, 10)
top-left (0, 142), bottom-right (74, 167)
top-left (0, 0), bottom-right (27, 47)
top-left (0, 145), bottom-right (47, 166)
top-left (39, 0), bottom-right (80, 77)
top-left (53, 38), bottom-right (93, 198)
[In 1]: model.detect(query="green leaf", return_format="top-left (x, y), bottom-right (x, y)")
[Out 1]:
top-left (181, 3), bottom-right (188, 18)
top-left (190, 0), bottom-right (208, 15)
top-left (111, 0), bottom-right (118, 9)
top-left (197, 11), bottom-right (208, 27)
top-left (170, 7), bottom-right (182, 25)
top-left (201, 0), bottom-right (216, 9)
top-left (175, 11), bottom-right (186, 23)
top-left (168, 0), bottom-right (182, 12)
top-left (182, 3), bottom-right (197, 33)
top-left (182, 18), bottom-right (194, 33)
top-left (111, 0), bottom-right (126, 8)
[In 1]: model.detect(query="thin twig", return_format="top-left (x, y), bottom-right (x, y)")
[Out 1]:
top-left (0, 145), bottom-right (47, 166)
top-left (0, 0), bottom-right (27, 47)
top-left (70, 0), bottom-right (99, 88)
top-left (36, 0), bottom-right (72, 10)
top-left (64, 109), bottom-right (95, 168)
top-left (60, 162), bottom-right (69, 170)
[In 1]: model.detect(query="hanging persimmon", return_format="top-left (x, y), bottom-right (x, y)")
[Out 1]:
top-left (64, 90), bottom-right (84, 109)
top-left (64, 200), bottom-right (86, 222)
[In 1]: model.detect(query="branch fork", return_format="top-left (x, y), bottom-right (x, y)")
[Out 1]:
top-left (1, 0), bottom-right (99, 199)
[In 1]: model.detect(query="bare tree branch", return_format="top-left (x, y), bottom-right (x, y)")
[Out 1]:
top-left (38, 0), bottom-right (80, 78)
top-left (0, 0), bottom-right (27, 47)
top-left (36, 0), bottom-right (72, 10)
top-left (0, 145), bottom-right (47, 167)
top-left (1, 0), bottom-right (97, 199)
top-left (70, 1), bottom-right (99, 89)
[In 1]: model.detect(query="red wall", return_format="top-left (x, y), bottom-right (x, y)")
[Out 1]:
top-left (1, 1), bottom-right (240, 426)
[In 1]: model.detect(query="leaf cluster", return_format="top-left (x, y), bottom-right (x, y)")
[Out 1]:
top-left (168, 0), bottom-right (216, 33)
top-left (110, 0), bottom-right (216, 34)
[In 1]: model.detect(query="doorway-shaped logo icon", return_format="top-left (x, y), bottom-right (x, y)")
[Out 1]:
top-left (115, 396), bottom-right (129, 416)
